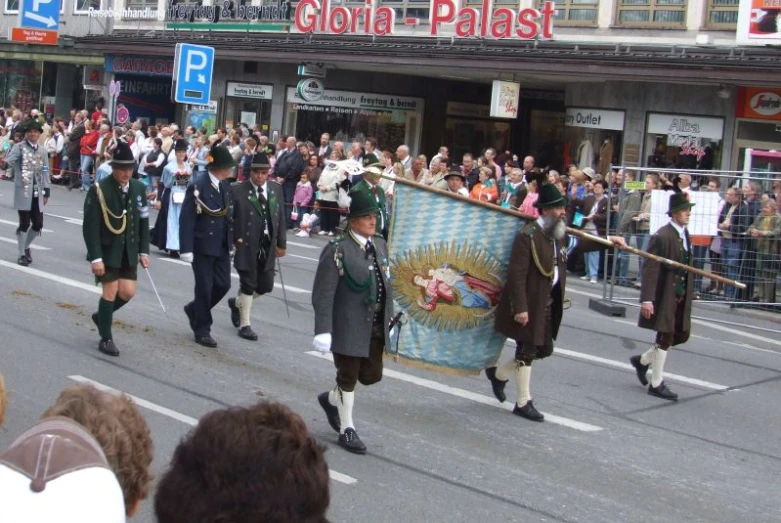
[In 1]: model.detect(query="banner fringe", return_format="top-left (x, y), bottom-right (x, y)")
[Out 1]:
top-left (383, 352), bottom-right (482, 377)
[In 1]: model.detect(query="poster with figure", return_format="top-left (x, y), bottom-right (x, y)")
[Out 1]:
top-left (649, 190), bottom-right (721, 236)
top-left (388, 182), bottom-right (525, 375)
top-left (737, 0), bottom-right (781, 45)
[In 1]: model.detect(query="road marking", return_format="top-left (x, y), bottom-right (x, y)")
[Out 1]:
top-left (690, 334), bottom-right (710, 340)
top-left (68, 375), bottom-right (358, 485)
top-left (613, 319), bottom-right (635, 326)
top-left (0, 236), bottom-right (50, 250)
top-left (157, 257), bottom-right (311, 294)
top-left (553, 347), bottom-right (730, 391)
top-left (568, 286), bottom-right (781, 350)
top-left (305, 351), bottom-right (603, 432)
top-left (287, 253), bottom-right (319, 262)
top-left (45, 212), bottom-right (83, 225)
top-left (0, 218), bottom-right (53, 233)
top-left (723, 341), bottom-right (778, 355)
top-left (287, 241), bottom-right (320, 250)
top-left (0, 260), bottom-right (100, 294)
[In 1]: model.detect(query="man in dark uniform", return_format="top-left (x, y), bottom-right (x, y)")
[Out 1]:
top-left (313, 190), bottom-right (394, 454)
top-left (348, 163), bottom-right (388, 239)
top-left (227, 151), bottom-right (287, 341)
top-left (83, 140), bottom-right (150, 356)
top-left (486, 184), bottom-right (625, 421)
top-left (7, 119), bottom-right (50, 266)
top-left (179, 146), bottom-right (235, 348)
top-left (629, 191), bottom-right (696, 401)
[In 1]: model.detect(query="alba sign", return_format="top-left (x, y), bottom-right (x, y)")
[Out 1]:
top-left (294, 0), bottom-right (555, 39)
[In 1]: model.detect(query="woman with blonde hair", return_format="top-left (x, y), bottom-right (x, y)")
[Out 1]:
top-left (470, 166), bottom-right (499, 203)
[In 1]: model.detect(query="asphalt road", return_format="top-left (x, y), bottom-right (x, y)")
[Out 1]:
top-left (1, 183), bottom-right (780, 523)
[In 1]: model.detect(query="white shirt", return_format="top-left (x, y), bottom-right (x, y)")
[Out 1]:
top-left (208, 172), bottom-right (221, 192)
top-left (350, 229), bottom-right (369, 248)
top-left (669, 219), bottom-right (689, 251)
top-left (535, 217), bottom-right (559, 286)
top-left (251, 180), bottom-right (268, 198)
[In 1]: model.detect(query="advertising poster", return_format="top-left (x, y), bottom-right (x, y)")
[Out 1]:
top-left (737, 0), bottom-right (781, 44)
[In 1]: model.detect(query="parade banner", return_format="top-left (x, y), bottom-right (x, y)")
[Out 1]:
top-left (388, 182), bottom-right (525, 375)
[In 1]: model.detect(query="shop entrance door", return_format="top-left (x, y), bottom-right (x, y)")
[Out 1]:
top-left (231, 99), bottom-right (271, 131)
top-left (732, 119), bottom-right (781, 174)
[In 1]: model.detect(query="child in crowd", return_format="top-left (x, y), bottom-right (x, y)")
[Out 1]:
top-left (297, 201), bottom-right (320, 238)
top-left (292, 172), bottom-right (313, 230)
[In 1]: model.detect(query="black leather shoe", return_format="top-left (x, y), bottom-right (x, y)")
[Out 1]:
top-left (238, 326), bottom-right (258, 341)
top-left (512, 401), bottom-right (544, 422)
top-left (318, 392), bottom-right (340, 433)
top-left (485, 367), bottom-right (507, 403)
top-left (17, 255), bottom-right (29, 267)
top-left (228, 298), bottom-right (240, 328)
top-left (184, 303), bottom-right (196, 332)
top-left (195, 334), bottom-right (218, 348)
top-left (91, 312), bottom-right (99, 329)
top-left (98, 339), bottom-right (120, 357)
top-left (24, 248), bottom-right (32, 264)
top-left (629, 355), bottom-right (649, 386)
top-left (648, 381), bottom-right (678, 401)
top-left (338, 428), bottom-right (367, 454)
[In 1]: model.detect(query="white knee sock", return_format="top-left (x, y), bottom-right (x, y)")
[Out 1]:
top-left (639, 345), bottom-right (656, 366)
top-left (237, 292), bottom-right (253, 327)
top-left (494, 360), bottom-right (517, 382)
top-left (651, 349), bottom-right (668, 388)
top-left (336, 389), bottom-right (355, 434)
top-left (515, 365), bottom-right (532, 407)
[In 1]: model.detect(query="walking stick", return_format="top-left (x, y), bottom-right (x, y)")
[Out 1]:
top-left (277, 257), bottom-right (291, 318)
top-left (144, 267), bottom-right (167, 313)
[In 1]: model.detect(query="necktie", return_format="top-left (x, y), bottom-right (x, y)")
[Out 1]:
top-left (257, 185), bottom-right (267, 205)
top-left (371, 186), bottom-right (378, 197)
top-left (365, 239), bottom-right (375, 259)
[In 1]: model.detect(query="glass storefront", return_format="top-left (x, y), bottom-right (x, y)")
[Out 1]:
top-left (284, 87), bottom-right (424, 154)
top-left (564, 107), bottom-right (626, 175)
top-left (443, 102), bottom-right (511, 160)
top-left (224, 81), bottom-right (272, 131)
top-left (644, 112), bottom-right (724, 172)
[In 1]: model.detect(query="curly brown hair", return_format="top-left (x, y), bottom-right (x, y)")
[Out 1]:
top-left (155, 401), bottom-right (330, 523)
top-left (40, 384), bottom-right (154, 515)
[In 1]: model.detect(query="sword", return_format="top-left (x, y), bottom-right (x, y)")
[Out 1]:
top-left (277, 256), bottom-right (290, 318)
top-left (144, 267), bottom-right (167, 313)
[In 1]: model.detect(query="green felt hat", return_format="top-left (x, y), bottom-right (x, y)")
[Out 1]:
top-left (110, 140), bottom-right (136, 167)
top-left (25, 119), bottom-right (43, 133)
top-left (667, 192), bottom-right (695, 215)
top-left (347, 187), bottom-right (380, 219)
top-left (207, 145), bottom-right (237, 170)
top-left (250, 151), bottom-right (271, 170)
top-left (534, 183), bottom-right (569, 209)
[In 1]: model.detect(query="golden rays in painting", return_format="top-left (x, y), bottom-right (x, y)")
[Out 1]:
top-left (391, 240), bottom-right (504, 331)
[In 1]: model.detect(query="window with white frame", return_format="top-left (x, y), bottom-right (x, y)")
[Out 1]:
top-left (706, 0), bottom-right (739, 29)
top-left (539, 0), bottom-right (598, 26)
top-left (6, 0), bottom-right (19, 13)
top-left (616, 0), bottom-right (687, 27)
top-left (126, 0), bottom-right (157, 8)
top-left (74, 0), bottom-right (102, 14)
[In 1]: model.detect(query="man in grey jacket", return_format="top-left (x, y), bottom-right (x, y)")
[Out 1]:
top-left (313, 189), bottom-right (394, 454)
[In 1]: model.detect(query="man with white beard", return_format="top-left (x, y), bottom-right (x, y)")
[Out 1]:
top-left (487, 184), bottom-right (626, 422)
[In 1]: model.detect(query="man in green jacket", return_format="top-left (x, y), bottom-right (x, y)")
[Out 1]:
top-left (349, 163), bottom-right (388, 239)
top-left (83, 140), bottom-right (150, 356)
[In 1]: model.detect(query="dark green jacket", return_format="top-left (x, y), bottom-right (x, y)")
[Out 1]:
top-left (83, 177), bottom-right (150, 267)
top-left (350, 179), bottom-right (388, 237)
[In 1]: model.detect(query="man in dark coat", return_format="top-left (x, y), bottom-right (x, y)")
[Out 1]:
top-left (486, 184), bottom-right (625, 421)
top-left (83, 140), bottom-right (150, 356)
top-left (179, 146), bottom-right (235, 348)
top-left (227, 152), bottom-right (287, 341)
top-left (313, 190), bottom-right (394, 454)
top-left (629, 192), bottom-right (696, 401)
top-left (66, 111), bottom-right (85, 190)
top-left (274, 136), bottom-right (305, 229)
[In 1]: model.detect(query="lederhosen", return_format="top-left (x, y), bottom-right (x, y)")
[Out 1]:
top-left (238, 185), bottom-right (275, 296)
top-left (656, 234), bottom-right (690, 349)
top-left (333, 238), bottom-right (386, 392)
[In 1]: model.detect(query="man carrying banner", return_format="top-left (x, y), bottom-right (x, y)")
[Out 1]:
top-left (628, 190), bottom-right (696, 401)
top-left (313, 190), bottom-right (393, 454)
top-left (83, 140), bottom-right (150, 357)
top-left (227, 151), bottom-right (286, 341)
top-left (486, 184), bottom-right (625, 421)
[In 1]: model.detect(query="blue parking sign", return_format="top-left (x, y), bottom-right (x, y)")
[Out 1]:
top-left (173, 43), bottom-right (215, 106)
top-left (19, 0), bottom-right (60, 31)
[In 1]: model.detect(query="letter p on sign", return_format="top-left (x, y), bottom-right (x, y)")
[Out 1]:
top-left (173, 43), bottom-right (215, 105)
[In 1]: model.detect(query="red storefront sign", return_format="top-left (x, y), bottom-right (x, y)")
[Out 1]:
top-left (294, 0), bottom-right (555, 39)
top-left (9, 27), bottom-right (58, 45)
top-left (736, 87), bottom-right (781, 121)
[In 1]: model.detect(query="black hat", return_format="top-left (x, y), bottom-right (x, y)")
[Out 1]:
top-left (250, 151), bottom-right (270, 170)
top-left (444, 168), bottom-right (465, 182)
top-left (110, 140), bottom-right (136, 167)
top-left (667, 192), bottom-right (695, 216)
top-left (347, 188), bottom-right (380, 219)
top-left (25, 119), bottom-right (43, 133)
top-left (534, 183), bottom-right (569, 209)
top-left (173, 139), bottom-right (189, 151)
top-left (207, 145), bottom-right (237, 170)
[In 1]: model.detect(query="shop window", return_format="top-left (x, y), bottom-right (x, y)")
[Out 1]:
top-left (616, 0), bottom-right (687, 27)
top-left (75, 0), bottom-right (102, 13)
top-left (539, 0), bottom-right (598, 26)
top-left (126, 0), bottom-right (157, 8)
top-left (705, 0), bottom-right (739, 29)
top-left (5, 0), bottom-right (18, 13)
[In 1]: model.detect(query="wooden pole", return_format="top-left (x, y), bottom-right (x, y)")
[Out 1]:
top-left (384, 175), bottom-right (747, 290)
